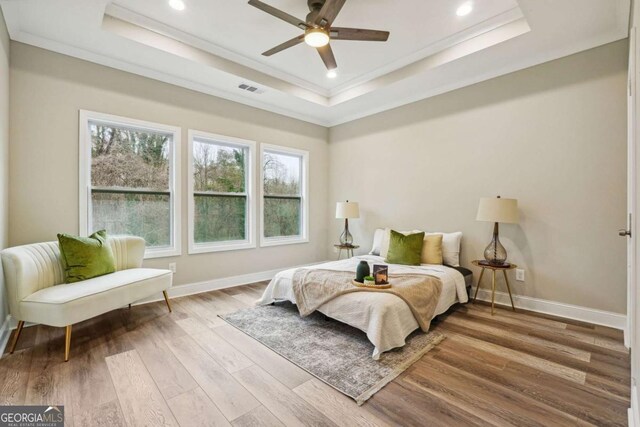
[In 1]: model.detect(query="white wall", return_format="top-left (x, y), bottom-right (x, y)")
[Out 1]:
top-left (329, 40), bottom-right (628, 314)
top-left (9, 42), bottom-right (329, 287)
top-left (0, 7), bottom-right (9, 331)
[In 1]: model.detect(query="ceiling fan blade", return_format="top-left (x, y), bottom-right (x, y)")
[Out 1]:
top-left (331, 27), bottom-right (390, 42)
top-left (314, 0), bottom-right (346, 26)
top-left (317, 44), bottom-right (337, 70)
top-left (248, 0), bottom-right (308, 29)
top-left (262, 35), bottom-right (305, 56)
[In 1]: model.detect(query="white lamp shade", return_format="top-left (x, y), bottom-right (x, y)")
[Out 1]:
top-left (476, 197), bottom-right (519, 223)
top-left (336, 201), bottom-right (360, 219)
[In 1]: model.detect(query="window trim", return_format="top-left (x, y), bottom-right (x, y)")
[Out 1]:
top-left (187, 129), bottom-right (256, 254)
top-left (78, 110), bottom-right (182, 259)
top-left (259, 143), bottom-right (309, 247)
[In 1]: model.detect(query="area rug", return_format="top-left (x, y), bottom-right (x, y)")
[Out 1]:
top-left (220, 302), bottom-right (445, 405)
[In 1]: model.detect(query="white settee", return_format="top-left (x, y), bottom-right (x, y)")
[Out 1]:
top-left (1, 236), bottom-right (172, 361)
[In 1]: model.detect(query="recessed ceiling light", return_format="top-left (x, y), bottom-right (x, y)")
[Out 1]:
top-left (327, 70), bottom-right (337, 79)
top-left (169, 0), bottom-right (185, 11)
top-left (456, 2), bottom-right (473, 16)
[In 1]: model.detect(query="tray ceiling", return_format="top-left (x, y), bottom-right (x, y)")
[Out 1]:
top-left (108, 0), bottom-right (521, 91)
top-left (0, 0), bottom-right (630, 126)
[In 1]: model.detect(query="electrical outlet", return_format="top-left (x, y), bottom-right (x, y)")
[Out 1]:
top-left (516, 269), bottom-right (525, 282)
top-left (169, 263), bottom-right (177, 274)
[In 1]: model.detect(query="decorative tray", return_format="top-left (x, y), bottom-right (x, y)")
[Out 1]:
top-left (352, 280), bottom-right (392, 289)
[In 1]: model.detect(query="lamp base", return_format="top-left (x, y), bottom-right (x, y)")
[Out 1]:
top-left (483, 222), bottom-right (508, 265)
top-left (339, 219), bottom-right (354, 246)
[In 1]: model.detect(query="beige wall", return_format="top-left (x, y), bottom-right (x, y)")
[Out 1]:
top-left (6, 39), bottom-right (629, 313)
top-left (9, 43), bottom-right (329, 287)
top-left (329, 40), bottom-right (628, 314)
top-left (0, 9), bottom-right (9, 324)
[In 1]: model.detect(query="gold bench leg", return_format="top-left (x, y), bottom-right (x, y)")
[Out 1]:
top-left (9, 320), bottom-right (25, 354)
top-left (64, 325), bottom-right (72, 362)
top-left (163, 290), bottom-right (172, 313)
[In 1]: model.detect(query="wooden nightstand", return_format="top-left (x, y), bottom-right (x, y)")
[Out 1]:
top-left (334, 244), bottom-right (359, 260)
top-left (471, 260), bottom-right (517, 315)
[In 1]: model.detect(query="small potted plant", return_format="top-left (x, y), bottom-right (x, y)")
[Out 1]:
top-left (363, 276), bottom-right (375, 285)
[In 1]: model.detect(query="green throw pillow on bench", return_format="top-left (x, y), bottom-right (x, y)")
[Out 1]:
top-left (57, 230), bottom-right (116, 283)
top-left (385, 229), bottom-right (425, 266)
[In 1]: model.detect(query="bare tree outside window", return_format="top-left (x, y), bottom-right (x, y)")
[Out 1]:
top-left (263, 151), bottom-right (302, 238)
top-left (90, 123), bottom-right (172, 247)
top-left (89, 121), bottom-right (304, 249)
top-left (192, 139), bottom-right (247, 243)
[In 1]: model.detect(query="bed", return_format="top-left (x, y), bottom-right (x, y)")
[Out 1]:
top-left (257, 254), bottom-right (472, 359)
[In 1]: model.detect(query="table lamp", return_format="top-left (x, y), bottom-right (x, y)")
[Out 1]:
top-left (476, 196), bottom-right (518, 266)
top-left (336, 201), bottom-right (360, 247)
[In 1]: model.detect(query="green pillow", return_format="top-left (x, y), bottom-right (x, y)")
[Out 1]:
top-left (385, 230), bottom-right (425, 266)
top-left (57, 230), bottom-right (116, 283)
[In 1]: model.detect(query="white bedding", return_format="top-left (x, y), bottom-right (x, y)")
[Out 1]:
top-left (257, 255), bottom-right (468, 359)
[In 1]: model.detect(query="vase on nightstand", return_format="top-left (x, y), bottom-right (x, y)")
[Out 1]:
top-left (355, 260), bottom-right (370, 283)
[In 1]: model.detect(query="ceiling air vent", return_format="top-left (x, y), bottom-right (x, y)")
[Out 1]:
top-left (238, 83), bottom-right (266, 94)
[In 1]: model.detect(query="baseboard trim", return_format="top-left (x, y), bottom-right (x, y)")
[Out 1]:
top-left (630, 384), bottom-right (639, 427)
top-left (472, 287), bottom-right (626, 330)
top-left (0, 315), bottom-right (11, 356)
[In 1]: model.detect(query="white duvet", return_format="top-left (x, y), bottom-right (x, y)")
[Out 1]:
top-left (257, 255), bottom-right (468, 359)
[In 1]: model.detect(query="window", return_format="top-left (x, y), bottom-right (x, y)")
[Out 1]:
top-left (79, 111), bottom-right (181, 258)
top-left (188, 131), bottom-right (256, 253)
top-left (260, 144), bottom-right (309, 246)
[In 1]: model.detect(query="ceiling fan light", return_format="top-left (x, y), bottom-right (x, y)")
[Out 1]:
top-left (327, 70), bottom-right (337, 78)
top-left (304, 29), bottom-right (330, 47)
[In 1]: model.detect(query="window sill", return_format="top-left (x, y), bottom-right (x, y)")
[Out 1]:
top-left (260, 237), bottom-right (309, 248)
top-left (144, 248), bottom-right (182, 259)
top-left (188, 241), bottom-right (256, 254)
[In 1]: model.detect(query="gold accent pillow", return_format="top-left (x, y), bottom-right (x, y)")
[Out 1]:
top-left (421, 234), bottom-right (443, 265)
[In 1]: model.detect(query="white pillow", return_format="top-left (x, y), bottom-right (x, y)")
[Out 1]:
top-left (369, 228), bottom-right (385, 255)
top-left (427, 231), bottom-right (462, 266)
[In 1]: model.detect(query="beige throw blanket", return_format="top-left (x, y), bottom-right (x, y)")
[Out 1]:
top-left (292, 269), bottom-right (443, 332)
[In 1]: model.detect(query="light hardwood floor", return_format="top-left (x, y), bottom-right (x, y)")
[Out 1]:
top-left (0, 282), bottom-right (630, 426)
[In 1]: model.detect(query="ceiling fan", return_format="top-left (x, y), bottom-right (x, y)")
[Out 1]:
top-left (248, 0), bottom-right (390, 72)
